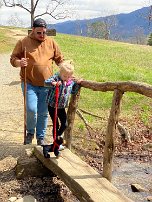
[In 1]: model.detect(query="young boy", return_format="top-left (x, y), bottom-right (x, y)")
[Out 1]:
top-left (44, 61), bottom-right (81, 153)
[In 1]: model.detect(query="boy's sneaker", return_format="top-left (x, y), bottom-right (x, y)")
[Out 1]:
top-left (25, 133), bottom-right (34, 144)
top-left (59, 145), bottom-right (65, 151)
top-left (37, 139), bottom-right (45, 146)
top-left (56, 152), bottom-right (62, 158)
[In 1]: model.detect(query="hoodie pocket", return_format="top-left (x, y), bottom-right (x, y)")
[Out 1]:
top-left (31, 64), bottom-right (52, 82)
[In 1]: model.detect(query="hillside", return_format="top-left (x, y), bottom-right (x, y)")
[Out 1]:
top-left (50, 6), bottom-right (152, 41)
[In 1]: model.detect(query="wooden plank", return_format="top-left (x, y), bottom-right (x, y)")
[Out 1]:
top-left (34, 147), bottom-right (133, 202)
top-left (28, 29), bottom-right (56, 36)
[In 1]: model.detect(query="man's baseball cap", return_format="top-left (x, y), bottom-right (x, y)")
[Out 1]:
top-left (33, 18), bottom-right (47, 28)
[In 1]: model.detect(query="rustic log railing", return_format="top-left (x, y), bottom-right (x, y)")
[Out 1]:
top-left (64, 80), bottom-right (152, 182)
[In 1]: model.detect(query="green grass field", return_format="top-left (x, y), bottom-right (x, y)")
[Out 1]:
top-left (0, 27), bottom-right (151, 128)
top-left (0, 27), bottom-right (23, 52)
top-left (54, 33), bottom-right (152, 128)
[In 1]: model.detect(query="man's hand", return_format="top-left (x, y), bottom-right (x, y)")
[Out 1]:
top-left (20, 58), bottom-right (29, 67)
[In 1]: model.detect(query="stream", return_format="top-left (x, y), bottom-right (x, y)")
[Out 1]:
top-left (112, 158), bottom-right (152, 202)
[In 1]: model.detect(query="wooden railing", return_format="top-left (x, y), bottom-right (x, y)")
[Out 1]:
top-left (64, 80), bottom-right (152, 182)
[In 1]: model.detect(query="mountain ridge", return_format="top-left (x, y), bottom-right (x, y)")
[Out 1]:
top-left (48, 6), bottom-right (152, 41)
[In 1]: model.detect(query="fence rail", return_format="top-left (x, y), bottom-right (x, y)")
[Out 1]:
top-left (64, 80), bottom-right (152, 181)
top-left (80, 80), bottom-right (152, 98)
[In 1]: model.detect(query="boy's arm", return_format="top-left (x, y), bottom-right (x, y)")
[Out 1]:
top-left (44, 73), bottom-right (61, 87)
top-left (71, 78), bottom-right (83, 94)
top-left (44, 77), bottom-right (55, 87)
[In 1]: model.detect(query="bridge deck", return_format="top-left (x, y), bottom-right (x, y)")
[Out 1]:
top-left (34, 147), bottom-right (133, 202)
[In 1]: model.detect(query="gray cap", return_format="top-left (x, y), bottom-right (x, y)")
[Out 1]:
top-left (33, 18), bottom-right (47, 28)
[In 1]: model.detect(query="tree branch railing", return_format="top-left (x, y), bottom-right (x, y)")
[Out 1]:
top-left (64, 80), bottom-right (152, 182)
top-left (80, 80), bottom-right (152, 98)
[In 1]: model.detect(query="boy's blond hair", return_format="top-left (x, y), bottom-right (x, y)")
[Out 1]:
top-left (59, 60), bottom-right (74, 75)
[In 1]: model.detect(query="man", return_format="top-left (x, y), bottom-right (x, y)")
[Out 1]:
top-left (10, 18), bottom-right (64, 145)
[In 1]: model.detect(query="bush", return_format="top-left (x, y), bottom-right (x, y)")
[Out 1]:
top-left (147, 33), bottom-right (152, 46)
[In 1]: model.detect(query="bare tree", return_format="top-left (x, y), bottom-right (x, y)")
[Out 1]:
top-left (7, 13), bottom-right (24, 27)
top-left (101, 15), bottom-right (117, 40)
top-left (86, 15), bottom-right (117, 40)
top-left (134, 26), bottom-right (146, 44)
top-left (87, 21), bottom-right (106, 39)
top-left (138, 1), bottom-right (152, 27)
top-left (2, 0), bottom-right (71, 27)
top-left (0, 0), bottom-right (3, 25)
top-left (142, 1), bottom-right (152, 25)
top-left (75, 21), bottom-right (83, 36)
top-left (0, 0), bottom-right (3, 7)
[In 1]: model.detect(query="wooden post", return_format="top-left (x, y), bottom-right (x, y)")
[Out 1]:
top-left (103, 89), bottom-right (123, 181)
top-left (64, 89), bottom-right (81, 150)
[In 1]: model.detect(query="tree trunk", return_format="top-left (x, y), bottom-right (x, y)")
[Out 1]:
top-left (31, 0), bottom-right (34, 28)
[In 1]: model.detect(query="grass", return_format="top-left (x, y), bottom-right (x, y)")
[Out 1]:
top-left (54, 34), bottom-right (152, 128)
top-left (0, 27), bottom-right (27, 53)
top-left (55, 34), bottom-right (152, 84)
top-left (0, 27), bottom-right (151, 128)
top-left (0, 28), bottom-right (14, 53)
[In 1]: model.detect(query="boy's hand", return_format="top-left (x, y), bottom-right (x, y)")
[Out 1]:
top-left (77, 79), bottom-right (83, 84)
top-left (57, 81), bottom-right (62, 85)
top-left (72, 76), bottom-right (83, 84)
top-left (52, 81), bottom-right (62, 86)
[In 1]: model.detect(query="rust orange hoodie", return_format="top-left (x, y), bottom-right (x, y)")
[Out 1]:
top-left (10, 32), bottom-right (64, 86)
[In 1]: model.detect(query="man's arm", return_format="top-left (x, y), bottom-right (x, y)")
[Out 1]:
top-left (10, 40), bottom-right (27, 68)
top-left (52, 39), bottom-right (64, 65)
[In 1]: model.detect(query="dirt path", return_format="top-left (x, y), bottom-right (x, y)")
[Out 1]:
top-left (0, 53), bottom-right (24, 150)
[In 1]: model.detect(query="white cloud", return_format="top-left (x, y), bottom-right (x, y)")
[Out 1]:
top-left (0, 0), bottom-right (150, 27)
top-left (72, 0), bottom-right (146, 14)
top-left (69, 0), bottom-right (148, 20)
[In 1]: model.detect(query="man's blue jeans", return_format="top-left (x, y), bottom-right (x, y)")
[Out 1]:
top-left (21, 82), bottom-right (49, 140)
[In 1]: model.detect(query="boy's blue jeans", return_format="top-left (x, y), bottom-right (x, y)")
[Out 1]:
top-left (21, 82), bottom-right (49, 140)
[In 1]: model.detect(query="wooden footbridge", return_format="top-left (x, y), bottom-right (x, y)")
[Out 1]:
top-left (34, 80), bottom-right (152, 202)
top-left (34, 146), bottom-right (132, 202)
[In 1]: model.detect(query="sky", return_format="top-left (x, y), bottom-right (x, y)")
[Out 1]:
top-left (0, 0), bottom-right (151, 27)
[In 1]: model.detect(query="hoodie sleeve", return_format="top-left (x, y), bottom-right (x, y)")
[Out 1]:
top-left (10, 40), bottom-right (23, 67)
top-left (52, 39), bottom-right (64, 65)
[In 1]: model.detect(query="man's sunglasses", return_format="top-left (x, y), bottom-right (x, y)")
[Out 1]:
top-left (36, 32), bottom-right (46, 35)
